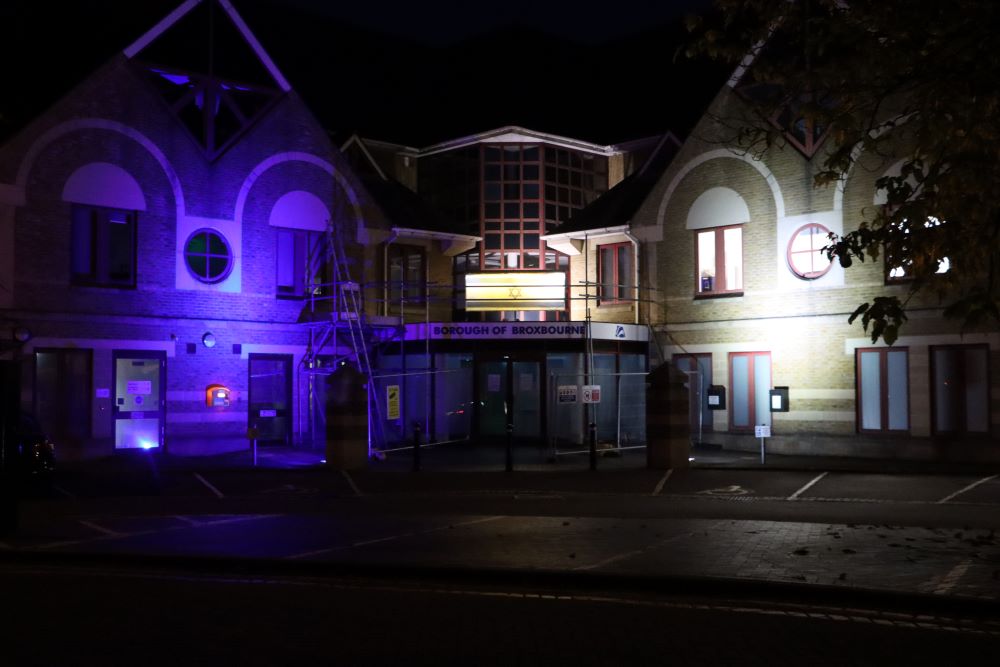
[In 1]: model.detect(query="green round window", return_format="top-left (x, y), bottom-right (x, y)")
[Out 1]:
top-left (184, 229), bottom-right (233, 284)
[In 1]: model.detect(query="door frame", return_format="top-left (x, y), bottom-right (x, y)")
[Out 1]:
top-left (247, 353), bottom-right (293, 444)
top-left (111, 349), bottom-right (166, 451)
top-left (474, 349), bottom-right (547, 443)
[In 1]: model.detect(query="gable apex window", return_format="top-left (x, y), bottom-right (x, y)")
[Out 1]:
top-left (787, 223), bottom-right (833, 279)
top-left (184, 229), bottom-right (233, 284)
top-left (71, 205), bottom-right (137, 288)
top-left (696, 225), bottom-right (743, 296)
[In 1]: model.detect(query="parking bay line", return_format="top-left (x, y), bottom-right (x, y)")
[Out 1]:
top-left (788, 472), bottom-right (828, 501)
top-left (937, 475), bottom-right (998, 504)
top-left (651, 469), bottom-right (673, 496)
top-left (194, 472), bottom-right (225, 499)
top-left (286, 515), bottom-right (507, 560)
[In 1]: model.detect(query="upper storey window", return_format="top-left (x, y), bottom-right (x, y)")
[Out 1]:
top-left (71, 205), bottom-right (137, 289)
top-left (696, 226), bottom-right (743, 296)
top-left (787, 223), bottom-right (833, 280)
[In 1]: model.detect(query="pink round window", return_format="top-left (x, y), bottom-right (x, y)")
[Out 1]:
top-left (787, 223), bottom-right (833, 279)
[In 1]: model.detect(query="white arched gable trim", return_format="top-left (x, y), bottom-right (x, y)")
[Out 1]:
top-left (235, 152), bottom-right (363, 235)
top-left (686, 187), bottom-right (751, 230)
top-left (268, 190), bottom-right (330, 231)
top-left (658, 149), bottom-right (785, 230)
top-left (62, 162), bottom-right (147, 210)
top-left (16, 118), bottom-right (184, 217)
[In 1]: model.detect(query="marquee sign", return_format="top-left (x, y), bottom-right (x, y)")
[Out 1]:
top-left (404, 322), bottom-right (648, 342)
top-left (464, 272), bottom-right (566, 311)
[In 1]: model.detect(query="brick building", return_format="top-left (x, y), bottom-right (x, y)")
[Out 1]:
top-left (0, 0), bottom-right (664, 463)
top-left (619, 59), bottom-right (999, 461)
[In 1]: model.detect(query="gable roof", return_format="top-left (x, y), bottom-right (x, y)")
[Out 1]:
top-left (124, 0), bottom-right (290, 92)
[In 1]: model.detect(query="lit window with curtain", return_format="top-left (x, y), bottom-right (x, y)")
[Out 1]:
top-left (696, 225), bottom-right (742, 295)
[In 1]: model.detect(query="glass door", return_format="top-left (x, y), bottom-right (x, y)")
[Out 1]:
top-left (511, 361), bottom-right (540, 439)
top-left (478, 360), bottom-right (508, 438)
top-left (248, 354), bottom-right (292, 444)
top-left (112, 351), bottom-right (165, 450)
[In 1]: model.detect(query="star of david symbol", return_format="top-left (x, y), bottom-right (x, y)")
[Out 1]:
top-left (508, 287), bottom-right (523, 299)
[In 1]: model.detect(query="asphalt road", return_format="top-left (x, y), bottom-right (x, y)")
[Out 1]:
top-left (3, 559), bottom-right (999, 666)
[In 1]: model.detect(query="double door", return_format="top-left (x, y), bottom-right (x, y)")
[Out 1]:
top-left (477, 354), bottom-right (542, 441)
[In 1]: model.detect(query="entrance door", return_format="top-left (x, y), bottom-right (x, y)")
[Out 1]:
top-left (248, 354), bottom-right (292, 444)
top-left (112, 351), bottom-right (165, 450)
top-left (477, 357), bottom-right (541, 441)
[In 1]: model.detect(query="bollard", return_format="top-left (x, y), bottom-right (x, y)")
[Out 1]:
top-left (588, 421), bottom-right (597, 471)
top-left (412, 421), bottom-right (422, 472)
top-left (505, 422), bottom-right (514, 472)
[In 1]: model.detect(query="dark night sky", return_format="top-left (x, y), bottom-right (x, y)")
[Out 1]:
top-left (1, 0), bottom-right (725, 146)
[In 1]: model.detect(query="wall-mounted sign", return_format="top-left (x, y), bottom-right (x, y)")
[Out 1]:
top-left (769, 386), bottom-right (789, 412)
top-left (557, 385), bottom-right (578, 403)
top-left (126, 380), bottom-right (152, 395)
top-left (487, 374), bottom-right (501, 392)
top-left (95, 388), bottom-right (110, 399)
top-left (259, 409), bottom-right (277, 418)
top-left (465, 271), bottom-right (566, 311)
top-left (386, 385), bottom-right (400, 420)
top-left (582, 385), bottom-right (601, 403)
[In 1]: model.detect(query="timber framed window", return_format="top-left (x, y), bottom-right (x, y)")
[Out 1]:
top-left (598, 242), bottom-right (632, 304)
top-left (71, 205), bottom-right (137, 288)
top-left (696, 225), bottom-right (743, 296)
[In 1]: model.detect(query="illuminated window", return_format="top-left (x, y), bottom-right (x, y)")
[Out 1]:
top-left (696, 226), bottom-right (743, 296)
top-left (598, 242), bottom-right (632, 304)
top-left (787, 223), bottom-right (833, 279)
top-left (71, 205), bottom-right (136, 288)
top-left (184, 229), bottom-right (232, 284)
top-left (886, 217), bottom-right (950, 283)
top-left (856, 347), bottom-right (909, 433)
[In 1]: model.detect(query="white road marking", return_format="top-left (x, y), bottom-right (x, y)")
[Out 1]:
top-left (37, 514), bottom-right (279, 550)
top-left (78, 520), bottom-right (123, 537)
top-left (194, 473), bottom-right (225, 499)
top-left (286, 515), bottom-right (507, 560)
top-left (575, 521), bottom-right (727, 572)
top-left (788, 472), bottom-right (828, 501)
top-left (52, 485), bottom-right (76, 499)
top-left (342, 470), bottom-right (363, 497)
top-left (934, 559), bottom-right (973, 595)
top-left (173, 515), bottom-right (200, 525)
top-left (937, 475), bottom-right (998, 504)
top-left (651, 469), bottom-right (673, 496)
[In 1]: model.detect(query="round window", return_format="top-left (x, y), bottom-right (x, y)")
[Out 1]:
top-left (184, 229), bottom-right (233, 284)
top-left (787, 223), bottom-right (833, 280)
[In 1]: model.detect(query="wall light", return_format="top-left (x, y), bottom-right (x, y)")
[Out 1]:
top-left (202, 332), bottom-right (216, 348)
top-left (13, 326), bottom-right (31, 343)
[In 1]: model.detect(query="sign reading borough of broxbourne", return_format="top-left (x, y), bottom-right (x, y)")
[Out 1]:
top-left (404, 322), bottom-right (648, 342)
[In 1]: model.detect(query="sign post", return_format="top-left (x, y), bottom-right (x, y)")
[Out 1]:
top-left (754, 424), bottom-right (771, 464)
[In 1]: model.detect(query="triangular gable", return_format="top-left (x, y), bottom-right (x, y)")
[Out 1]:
top-left (124, 0), bottom-right (290, 160)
